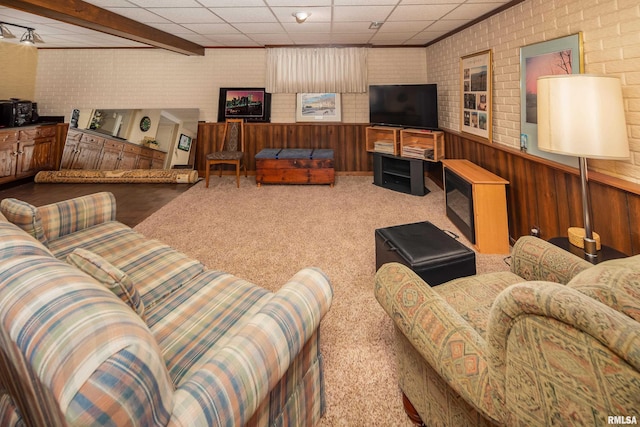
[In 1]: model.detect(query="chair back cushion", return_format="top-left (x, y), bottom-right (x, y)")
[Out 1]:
top-left (567, 254), bottom-right (640, 322)
top-left (0, 198), bottom-right (48, 245)
top-left (0, 255), bottom-right (173, 425)
top-left (222, 120), bottom-right (242, 152)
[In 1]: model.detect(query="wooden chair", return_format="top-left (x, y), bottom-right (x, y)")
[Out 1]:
top-left (205, 118), bottom-right (246, 188)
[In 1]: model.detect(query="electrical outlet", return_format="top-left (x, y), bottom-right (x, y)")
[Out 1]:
top-left (530, 226), bottom-right (541, 237)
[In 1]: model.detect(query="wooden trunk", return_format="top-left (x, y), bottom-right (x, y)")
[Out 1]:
top-left (256, 158), bottom-right (335, 186)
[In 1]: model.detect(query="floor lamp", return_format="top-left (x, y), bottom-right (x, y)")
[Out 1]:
top-left (537, 74), bottom-right (630, 258)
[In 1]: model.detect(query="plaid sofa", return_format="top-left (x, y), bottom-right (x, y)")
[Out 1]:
top-left (0, 192), bottom-right (333, 426)
top-left (375, 236), bottom-right (640, 426)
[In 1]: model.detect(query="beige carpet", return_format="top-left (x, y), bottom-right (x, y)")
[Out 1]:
top-left (134, 175), bottom-right (510, 426)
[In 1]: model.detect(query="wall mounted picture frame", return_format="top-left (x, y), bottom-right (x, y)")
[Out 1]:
top-left (217, 87), bottom-right (271, 123)
top-left (177, 133), bottom-right (192, 151)
top-left (520, 33), bottom-right (583, 167)
top-left (296, 93), bottom-right (342, 122)
top-left (460, 49), bottom-right (492, 141)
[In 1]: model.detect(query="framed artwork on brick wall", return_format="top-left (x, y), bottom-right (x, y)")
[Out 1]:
top-left (460, 49), bottom-right (492, 142)
top-left (296, 93), bottom-right (342, 122)
top-left (519, 33), bottom-right (583, 167)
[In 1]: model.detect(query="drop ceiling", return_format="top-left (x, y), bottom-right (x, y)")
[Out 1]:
top-left (0, 0), bottom-right (516, 51)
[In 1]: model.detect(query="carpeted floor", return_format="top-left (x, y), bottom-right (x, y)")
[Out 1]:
top-left (134, 175), bottom-right (510, 426)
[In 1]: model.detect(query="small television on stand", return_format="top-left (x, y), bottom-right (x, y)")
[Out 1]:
top-left (369, 84), bottom-right (438, 130)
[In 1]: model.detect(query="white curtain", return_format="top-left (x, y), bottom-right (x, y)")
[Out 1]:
top-left (266, 47), bottom-right (368, 93)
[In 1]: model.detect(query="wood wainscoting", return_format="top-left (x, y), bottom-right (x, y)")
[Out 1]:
top-left (196, 122), bottom-right (371, 175)
top-left (444, 130), bottom-right (640, 256)
top-left (195, 122), bottom-right (639, 255)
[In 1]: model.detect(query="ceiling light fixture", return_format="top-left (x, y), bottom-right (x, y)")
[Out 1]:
top-left (0, 23), bottom-right (16, 39)
top-left (293, 12), bottom-right (311, 24)
top-left (369, 21), bottom-right (383, 30)
top-left (0, 22), bottom-right (44, 44)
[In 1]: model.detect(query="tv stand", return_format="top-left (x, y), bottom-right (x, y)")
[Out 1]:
top-left (373, 153), bottom-right (428, 196)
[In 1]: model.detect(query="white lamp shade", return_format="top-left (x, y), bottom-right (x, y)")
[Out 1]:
top-left (537, 74), bottom-right (629, 159)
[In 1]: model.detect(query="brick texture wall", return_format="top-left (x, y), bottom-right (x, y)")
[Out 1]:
top-left (34, 47), bottom-right (427, 125)
top-left (426, 0), bottom-right (640, 183)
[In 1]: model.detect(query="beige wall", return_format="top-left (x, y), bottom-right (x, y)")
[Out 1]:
top-left (34, 47), bottom-right (428, 125)
top-left (0, 41), bottom-right (37, 100)
top-left (426, 0), bottom-right (640, 183)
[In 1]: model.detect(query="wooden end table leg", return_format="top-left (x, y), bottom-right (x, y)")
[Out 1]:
top-left (402, 393), bottom-right (425, 427)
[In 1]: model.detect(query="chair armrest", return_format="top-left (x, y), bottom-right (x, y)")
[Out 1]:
top-left (486, 281), bottom-right (640, 419)
top-left (169, 267), bottom-right (333, 427)
top-left (510, 236), bottom-right (591, 284)
top-left (37, 192), bottom-right (117, 241)
top-left (374, 263), bottom-right (502, 423)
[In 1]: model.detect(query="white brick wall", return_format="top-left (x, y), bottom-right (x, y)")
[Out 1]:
top-left (426, 0), bottom-right (640, 183)
top-left (34, 47), bottom-right (428, 125)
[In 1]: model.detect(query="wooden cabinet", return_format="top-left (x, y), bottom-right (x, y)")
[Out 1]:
top-left (60, 129), bottom-right (168, 171)
top-left (366, 126), bottom-right (401, 155)
top-left (0, 124), bottom-right (56, 184)
top-left (399, 129), bottom-right (444, 161)
top-left (442, 159), bottom-right (509, 254)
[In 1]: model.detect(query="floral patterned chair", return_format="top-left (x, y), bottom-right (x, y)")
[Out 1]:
top-left (375, 236), bottom-right (640, 426)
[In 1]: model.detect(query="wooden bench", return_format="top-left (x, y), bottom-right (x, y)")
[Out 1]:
top-left (255, 148), bottom-right (335, 187)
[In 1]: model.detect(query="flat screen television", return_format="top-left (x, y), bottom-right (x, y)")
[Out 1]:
top-left (369, 84), bottom-right (438, 130)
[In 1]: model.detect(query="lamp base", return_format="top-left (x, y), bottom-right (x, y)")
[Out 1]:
top-left (568, 227), bottom-right (601, 251)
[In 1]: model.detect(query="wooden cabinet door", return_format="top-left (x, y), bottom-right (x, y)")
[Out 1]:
top-left (136, 155), bottom-right (152, 169)
top-left (15, 140), bottom-right (36, 177)
top-left (119, 144), bottom-right (141, 169)
top-left (60, 140), bottom-right (79, 169)
top-left (73, 141), bottom-right (102, 169)
top-left (98, 140), bottom-right (123, 170)
top-left (0, 141), bottom-right (17, 181)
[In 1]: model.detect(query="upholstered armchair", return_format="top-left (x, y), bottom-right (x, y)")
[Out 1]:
top-left (375, 236), bottom-right (640, 426)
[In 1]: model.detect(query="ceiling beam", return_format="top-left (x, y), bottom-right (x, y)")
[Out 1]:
top-left (0, 0), bottom-right (205, 56)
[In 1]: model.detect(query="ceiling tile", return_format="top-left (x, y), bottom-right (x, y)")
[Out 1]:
top-left (105, 7), bottom-right (173, 23)
top-left (388, 4), bottom-right (458, 21)
top-left (444, 2), bottom-right (504, 20)
top-left (128, 0), bottom-right (202, 6)
top-left (233, 23), bottom-right (285, 34)
top-left (377, 21), bottom-right (433, 32)
top-left (147, 8), bottom-right (223, 24)
top-left (209, 7), bottom-right (278, 23)
top-left (333, 6), bottom-right (395, 22)
top-left (198, 0), bottom-right (265, 6)
top-left (266, 0), bottom-right (331, 6)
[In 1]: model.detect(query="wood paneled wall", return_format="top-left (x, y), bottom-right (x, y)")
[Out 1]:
top-left (196, 122), bottom-right (371, 174)
top-left (195, 122), bottom-right (640, 255)
top-left (444, 131), bottom-right (640, 256)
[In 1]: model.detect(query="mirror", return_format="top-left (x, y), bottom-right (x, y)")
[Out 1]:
top-left (66, 108), bottom-right (199, 169)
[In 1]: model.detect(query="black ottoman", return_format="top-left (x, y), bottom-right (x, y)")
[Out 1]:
top-left (375, 221), bottom-right (476, 286)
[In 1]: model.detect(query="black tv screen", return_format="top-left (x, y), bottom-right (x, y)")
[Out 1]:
top-left (369, 84), bottom-right (438, 130)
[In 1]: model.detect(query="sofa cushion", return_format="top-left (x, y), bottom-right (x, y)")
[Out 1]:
top-left (0, 198), bottom-right (48, 245)
top-left (67, 248), bottom-right (145, 319)
top-left (146, 270), bottom-right (271, 385)
top-left (567, 254), bottom-right (640, 322)
top-left (434, 271), bottom-right (525, 337)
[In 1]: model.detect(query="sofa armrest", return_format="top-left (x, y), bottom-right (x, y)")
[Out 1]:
top-left (510, 236), bottom-right (591, 284)
top-left (487, 281), bottom-right (640, 422)
top-left (374, 263), bottom-right (503, 424)
top-left (36, 192), bottom-right (117, 241)
top-left (168, 267), bottom-right (333, 427)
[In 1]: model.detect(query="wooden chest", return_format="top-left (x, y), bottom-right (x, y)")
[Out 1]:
top-left (255, 149), bottom-right (335, 186)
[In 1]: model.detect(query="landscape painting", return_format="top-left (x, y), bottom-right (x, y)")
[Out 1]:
top-left (296, 93), bottom-right (341, 122)
top-left (524, 49), bottom-right (573, 124)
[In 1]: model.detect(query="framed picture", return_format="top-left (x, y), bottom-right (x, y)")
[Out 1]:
top-left (296, 93), bottom-right (342, 122)
top-left (177, 133), bottom-right (192, 151)
top-left (520, 33), bottom-right (583, 167)
top-left (217, 88), bottom-right (271, 123)
top-left (460, 49), bottom-right (492, 141)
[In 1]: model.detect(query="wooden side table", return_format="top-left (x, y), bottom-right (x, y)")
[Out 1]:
top-left (548, 237), bottom-right (628, 265)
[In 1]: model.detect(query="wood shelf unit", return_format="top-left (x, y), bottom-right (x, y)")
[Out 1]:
top-left (400, 129), bottom-right (444, 162)
top-left (366, 126), bottom-right (401, 156)
top-left (442, 159), bottom-right (509, 254)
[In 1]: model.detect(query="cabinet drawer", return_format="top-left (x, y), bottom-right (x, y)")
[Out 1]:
top-left (0, 130), bottom-right (19, 144)
top-left (19, 126), bottom-right (56, 140)
top-left (103, 140), bottom-right (124, 150)
top-left (123, 144), bottom-right (142, 155)
top-left (152, 150), bottom-right (166, 160)
top-left (66, 129), bottom-right (83, 142)
top-left (80, 133), bottom-right (105, 145)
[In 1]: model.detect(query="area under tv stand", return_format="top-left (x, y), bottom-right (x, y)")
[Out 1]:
top-left (373, 153), bottom-right (428, 196)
